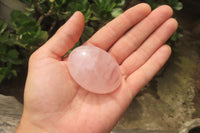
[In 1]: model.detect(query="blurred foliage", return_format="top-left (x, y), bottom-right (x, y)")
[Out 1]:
top-left (0, 11), bottom-right (48, 84)
top-left (144, 0), bottom-right (183, 44)
top-left (0, 0), bottom-right (183, 84)
top-left (0, 0), bottom-right (125, 84)
top-left (145, 0), bottom-right (183, 10)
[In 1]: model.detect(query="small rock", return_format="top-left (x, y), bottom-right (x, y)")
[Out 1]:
top-left (179, 118), bottom-right (200, 133)
top-left (0, 94), bottom-right (23, 133)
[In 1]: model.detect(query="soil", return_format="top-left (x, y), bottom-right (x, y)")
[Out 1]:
top-left (0, 70), bottom-right (26, 103)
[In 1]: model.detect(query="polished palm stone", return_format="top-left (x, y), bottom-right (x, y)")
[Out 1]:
top-left (67, 45), bottom-right (122, 94)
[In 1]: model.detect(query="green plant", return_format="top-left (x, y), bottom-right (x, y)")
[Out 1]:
top-left (0, 20), bottom-right (18, 83)
top-left (144, 0), bottom-right (183, 99)
top-left (145, 0), bottom-right (183, 10)
top-left (169, 26), bottom-right (183, 45)
top-left (10, 10), bottom-right (48, 50)
top-left (0, 0), bottom-right (183, 85)
top-left (91, 0), bottom-right (124, 20)
top-left (19, 0), bottom-right (125, 38)
top-left (0, 10), bottom-right (48, 84)
top-left (0, 0), bottom-right (125, 84)
top-left (143, 0), bottom-right (183, 43)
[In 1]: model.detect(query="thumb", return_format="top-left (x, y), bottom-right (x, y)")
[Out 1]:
top-left (41, 11), bottom-right (85, 59)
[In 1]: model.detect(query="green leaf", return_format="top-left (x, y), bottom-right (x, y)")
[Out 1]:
top-left (17, 20), bottom-right (38, 34)
top-left (174, 2), bottom-right (183, 11)
top-left (58, 11), bottom-right (71, 20)
top-left (0, 31), bottom-right (9, 43)
top-left (116, 0), bottom-right (125, 7)
top-left (0, 62), bottom-right (18, 84)
top-left (170, 32), bottom-right (177, 41)
top-left (84, 8), bottom-right (92, 23)
top-left (145, 0), bottom-right (159, 9)
top-left (40, 31), bottom-right (49, 41)
top-left (0, 20), bottom-right (8, 34)
top-left (0, 42), bottom-right (8, 54)
top-left (177, 33), bottom-right (183, 38)
top-left (94, 0), bottom-right (116, 12)
top-left (10, 10), bottom-right (33, 28)
top-left (7, 49), bottom-right (19, 59)
top-left (170, 30), bottom-right (183, 42)
top-left (67, 0), bottom-right (89, 13)
top-left (11, 69), bottom-right (17, 77)
top-left (25, 7), bottom-right (35, 12)
top-left (6, 57), bottom-right (23, 65)
top-left (111, 8), bottom-right (123, 18)
top-left (81, 26), bottom-right (94, 43)
top-left (0, 67), bottom-right (6, 84)
top-left (61, 0), bottom-right (67, 4)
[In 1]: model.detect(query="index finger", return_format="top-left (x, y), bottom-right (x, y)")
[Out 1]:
top-left (85, 3), bottom-right (151, 50)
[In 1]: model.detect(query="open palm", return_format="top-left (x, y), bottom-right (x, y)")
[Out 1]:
top-left (17, 3), bottom-right (178, 133)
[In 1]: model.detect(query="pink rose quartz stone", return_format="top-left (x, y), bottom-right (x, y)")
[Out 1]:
top-left (67, 45), bottom-right (122, 94)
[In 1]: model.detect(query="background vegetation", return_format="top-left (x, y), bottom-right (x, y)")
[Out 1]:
top-left (0, 0), bottom-right (183, 85)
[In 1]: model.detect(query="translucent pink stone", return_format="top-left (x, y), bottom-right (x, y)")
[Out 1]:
top-left (67, 45), bottom-right (122, 94)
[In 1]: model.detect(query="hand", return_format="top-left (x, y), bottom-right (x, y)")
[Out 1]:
top-left (17, 3), bottom-right (177, 133)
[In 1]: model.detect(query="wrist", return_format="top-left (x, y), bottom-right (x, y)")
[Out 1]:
top-left (16, 115), bottom-right (48, 133)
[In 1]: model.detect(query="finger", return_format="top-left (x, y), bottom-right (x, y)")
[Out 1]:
top-left (109, 5), bottom-right (173, 64)
top-left (84, 3), bottom-right (151, 50)
top-left (121, 18), bottom-right (178, 77)
top-left (126, 45), bottom-right (171, 97)
top-left (41, 11), bottom-right (85, 59)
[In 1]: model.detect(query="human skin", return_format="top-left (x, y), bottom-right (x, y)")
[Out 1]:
top-left (16, 3), bottom-right (178, 133)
